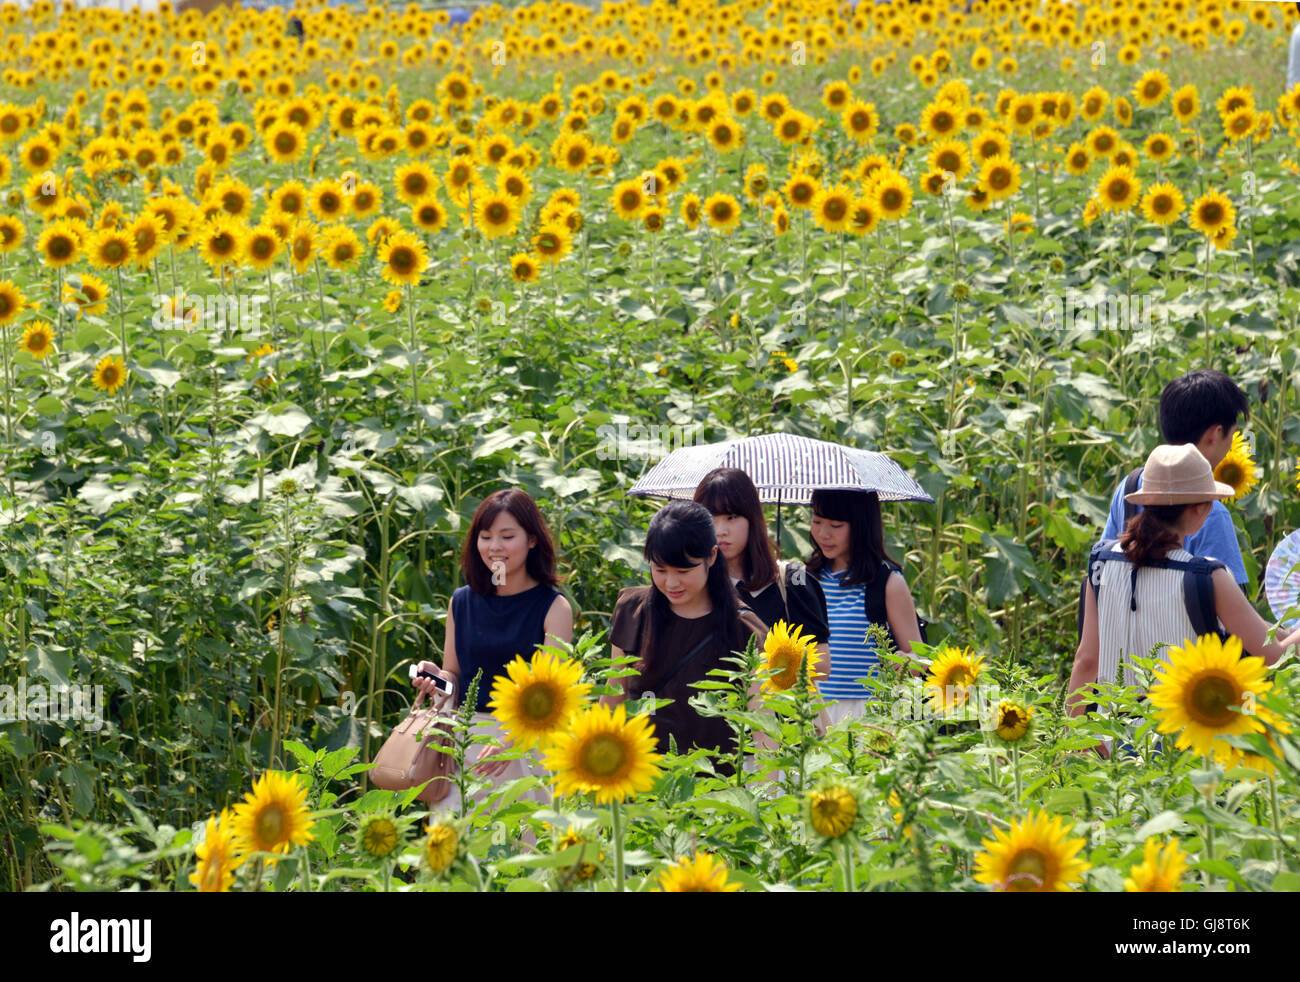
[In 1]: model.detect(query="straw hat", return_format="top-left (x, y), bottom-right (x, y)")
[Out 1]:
top-left (1124, 443), bottom-right (1235, 506)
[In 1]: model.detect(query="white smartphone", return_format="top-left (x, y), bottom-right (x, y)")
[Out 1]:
top-left (409, 665), bottom-right (456, 697)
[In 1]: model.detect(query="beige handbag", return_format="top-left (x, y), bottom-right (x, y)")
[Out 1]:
top-left (370, 684), bottom-right (456, 804)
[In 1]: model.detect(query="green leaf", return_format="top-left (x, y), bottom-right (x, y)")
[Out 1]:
top-left (1133, 810), bottom-right (1183, 840)
top-left (61, 762), bottom-right (96, 817)
top-left (34, 395), bottom-right (62, 416)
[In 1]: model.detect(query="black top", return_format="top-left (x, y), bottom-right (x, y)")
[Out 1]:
top-left (451, 582), bottom-right (561, 712)
top-left (735, 562), bottom-right (829, 646)
top-left (609, 585), bottom-right (767, 760)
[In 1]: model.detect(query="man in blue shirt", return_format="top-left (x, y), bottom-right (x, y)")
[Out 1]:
top-left (1099, 369), bottom-right (1251, 588)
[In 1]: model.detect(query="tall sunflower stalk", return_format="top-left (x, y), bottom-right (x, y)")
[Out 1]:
top-left (447, 669), bottom-right (484, 820)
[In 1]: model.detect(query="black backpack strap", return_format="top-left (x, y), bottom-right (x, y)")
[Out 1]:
top-left (1120, 466), bottom-right (1144, 529)
top-left (1175, 556), bottom-right (1225, 640)
top-left (864, 559), bottom-right (927, 648)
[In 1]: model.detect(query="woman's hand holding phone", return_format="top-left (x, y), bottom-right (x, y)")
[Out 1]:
top-left (411, 661), bottom-right (456, 700)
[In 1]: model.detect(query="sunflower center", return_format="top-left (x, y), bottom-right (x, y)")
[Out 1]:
top-left (1008, 848), bottom-right (1047, 888)
top-left (1201, 203), bottom-right (1223, 224)
top-left (883, 189), bottom-right (902, 208)
top-left (581, 734), bottom-right (626, 778)
top-left (1001, 709), bottom-right (1021, 728)
top-left (1186, 672), bottom-right (1240, 727)
top-left (947, 667), bottom-right (971, 687)
top-left (520, 682), bottom-right (556, 722)
top-left (257, 804), bottom-right (285, 844)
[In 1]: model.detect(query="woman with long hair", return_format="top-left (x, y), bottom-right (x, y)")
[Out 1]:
top-left (807, 488), bottom-right (923, 725)
top-left (1069, 444), bottom-right (1300, 717)
top-left (413, 489), bottom-right (573, 808)
top-left (693, 467), bottom-right (830, 676)
top-left (604, 500), bottom-right (768, 769)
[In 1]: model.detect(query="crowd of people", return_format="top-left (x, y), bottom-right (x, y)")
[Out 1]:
top-left (411, 369), bottom-right (1300, 805)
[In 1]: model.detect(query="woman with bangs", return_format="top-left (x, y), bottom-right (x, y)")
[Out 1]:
top-left (693, 467), bottom-right (830, 678)
top-left (808, 489), bottom-right (924, 725)
top-left (413, 489), bottom-right (573, 809)
top-left (605, 500), bottom-right (768, 771)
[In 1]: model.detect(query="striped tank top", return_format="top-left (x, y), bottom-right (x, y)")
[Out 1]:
top-left (1096, 547), bottom-right (1217, 688)
top-left (818, 567), bottom-right (878, 699)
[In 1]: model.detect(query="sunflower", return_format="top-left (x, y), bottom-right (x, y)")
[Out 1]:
top-left (1133, 69), bottom-right (1170, 108)
top-left (970, 128), bottom-right (1010, 163)
top-left (774, 110), bottom-right (814, 146)
top-left (231, 771), bottom-right (314, 857)
top-left (129, 215), bottom-right (164, 267)
top-left (1222, 106), bottom-right (1257, 143)
top-left (63, 272), bottom-right (109, 317)
top-left (1143, 132), bottom-right (1176, 165)
top-left (609, 178), bottom-right (646, 220)
top-left (542, 703), bottom-right (663, 804)
top-left (189, 808), bottom-right (241, 893)
top-left (1063, 142), bottom-right (1091, 176)
top-left (924, 645), bottom-right (985, 713)
top-left (1211, 222), bottom-right (1238, 252)
top-left (655, 852), bottom-right (741, 892)
top-left (1085, 125), bottom-right (1119, 158)
top-left (1006, 95), bottom-right (1038, 135)
top-left (270, 180), bottom-right (309, 216)
top-left (680, 192), bottom-right (702, 230)
top-left (0, 280), bottom-right (25, 325)
top-left (423, 819), bottom-right (460, 875)
top-left (922, 101), bottom-right (962, 139)
top-left (806, 783), bottom-right (860, 839)
top-left (309, 179), bottom-right (348, 221)
top-left (0, 215), bottom-right (25, 254)
top-left (357, 812), bottom-right (402, 861)
top-left (510, 252), bottom-right (539, 283)
top-left (555, 825), bottom-right (603, 883)
top-left (199, 218), bottom-right (246, 270)
top-left (1189, 189), bottom-right (1235, 238)
top-left (1094, 165), bottom-right (1140, 213)
top-left (472, 190), bottom-right (520, 239)
top-left (242, 224), bottom-right (280, 271)
top-left (992, 699), bottom-right (1032, 742)
top-left (811, 186), bottom-right (853, 234)
top-left (87, 227), bottom-right (134, 269)
top-left (929, 140), bottom-right (972, 181)
top-left (782, 172), bottom-right (820, 211)
top-left (287, 220), bottom-right (318, 275)
top-left (872, 172), bottom-right (913, 220)
top-left (19, 320), bottom-right (55, 360)
top-left (1141, 182), bottom-right (1185, 227)
top-left (1123, 837), bottom-right (1187, 893)
top-left (489, 650), bottom-right (591, 750)
top-left (974, 811), bottom-right (1090, 892)
top-left (703, 192), bottom-right (741, 235)
top-left (265, 121), bottom-right (306, 163)
top-left (1148, 634), bottom-right (1274, 766)
top-left (641, 206), bottom-right (666, 234)
top-left (978, 155), bottom-right (1021, 200)
top-left (841, 99), bottom-right (879, 143)
top-left (759, 620), bottom-right (820, 693)
top-left (378, 231), bottom-right (427, 286)
top-left (847, 196), bottom-right (878, 235)
top-left (1213, 431), bottom-right (1258, 500)
top-left (706, 116), bottom-right (742, 153)
top-left (1171, 84), bottom-right (1199, 124)
top-left (91, 353), bottom-right (128, 395)
top-left (321, 225), bottom-right (362, 271)
top-left (532, 223), bottom-right (572, 264)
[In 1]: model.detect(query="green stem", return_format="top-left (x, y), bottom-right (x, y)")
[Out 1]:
top-left (611, 799), bottom-right (625, 893)
top-left (842, 837), bottom-right (857, 893)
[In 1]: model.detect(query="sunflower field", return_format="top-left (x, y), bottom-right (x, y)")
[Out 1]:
top-left (3, 0), bottom-right (1300, 900)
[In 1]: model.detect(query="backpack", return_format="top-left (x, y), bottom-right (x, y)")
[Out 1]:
top-left (864, 558), bottom-right (929, 649)
top-left (1082, 538), bottom-right (1228, 644)
top-left (1076, 466), bottom-right (1143, 642)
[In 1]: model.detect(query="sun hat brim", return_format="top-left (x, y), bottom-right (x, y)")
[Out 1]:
top-left (1124, 479), bottom-right (1236, 506)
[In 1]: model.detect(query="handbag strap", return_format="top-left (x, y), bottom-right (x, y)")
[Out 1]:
top-left (775, 560), bottom-right (789, 614)
top-left (652, 632), bottom-right (715, 690)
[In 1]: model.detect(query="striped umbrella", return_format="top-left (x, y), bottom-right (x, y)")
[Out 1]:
top-left (627, 431), bottom-right (933, 538)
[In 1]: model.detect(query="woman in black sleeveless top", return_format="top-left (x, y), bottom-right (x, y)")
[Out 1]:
top-left (414, 490), bottom-right (572, 805)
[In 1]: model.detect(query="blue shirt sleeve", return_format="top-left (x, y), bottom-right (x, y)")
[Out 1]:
top-left (1101, 477), bottom-right (1125, 542)
top-left (1187, 501), bottom-right (1248, 587)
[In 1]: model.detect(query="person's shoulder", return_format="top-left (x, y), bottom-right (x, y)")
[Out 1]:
top-left (613, 585), bottom-right (652, 612)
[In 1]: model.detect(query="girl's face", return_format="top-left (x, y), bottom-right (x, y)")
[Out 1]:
top-left (711, 512), bottom-right (749, 563)
top-left (650, 546), bottom-right (718, 606)
top-left (810, 511), bottom-right (851, 564)
top-left (477, 510), bottom-right (535, 585)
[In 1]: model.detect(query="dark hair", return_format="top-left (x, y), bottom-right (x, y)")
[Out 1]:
top-left (461, 489), bottom-right (558, 594)
top-left (639, 500), bottom-right (743, 681)
top-left (805, 489), bottom-right (898, 586)
top-left (1159, 370), bottom-right (1249, 446)
top-left (693, 467), bottom-right (778, 593)
top-left (1119, 504), bottom-right (1195, 566)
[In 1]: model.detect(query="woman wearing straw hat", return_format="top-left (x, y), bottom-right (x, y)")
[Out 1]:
top-left (1068, 444), bottom-right (1300, 721)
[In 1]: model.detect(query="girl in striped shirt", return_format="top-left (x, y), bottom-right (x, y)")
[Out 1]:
top-left (807, 489), bottom-right (923, 725)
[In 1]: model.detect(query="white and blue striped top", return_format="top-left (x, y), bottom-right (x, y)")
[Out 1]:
top-left (818, 568), bottom-right (879, 699)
